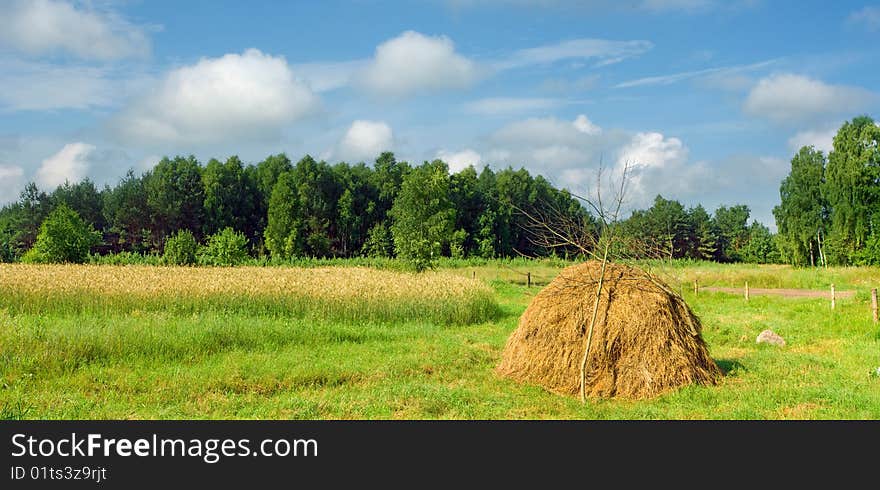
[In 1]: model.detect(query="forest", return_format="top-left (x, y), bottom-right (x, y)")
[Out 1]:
top-left (0, 115), bottom-right (876, 268)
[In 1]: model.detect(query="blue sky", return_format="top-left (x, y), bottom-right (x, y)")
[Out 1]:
top-left (1, 0), bottom-right (878, 229)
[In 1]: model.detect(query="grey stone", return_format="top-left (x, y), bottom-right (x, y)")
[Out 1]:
top-left (756, 329), bottom-right (786, 347)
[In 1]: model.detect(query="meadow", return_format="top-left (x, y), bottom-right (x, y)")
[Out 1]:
top-left (2, 260), bottom-right (880, 419)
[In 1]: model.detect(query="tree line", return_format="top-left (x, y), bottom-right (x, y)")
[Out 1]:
top-left (0, 152), bottom-right (596, 266)
top-left (12, 115), bottom-right (873, 269)
top-left (774, 115), bottom-right (880, 266)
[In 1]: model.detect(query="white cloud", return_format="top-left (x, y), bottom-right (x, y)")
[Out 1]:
top-left (0, 0), bottom-right (151, 60)
top-left (35, 142), bottom-right (95, 190)
top-left (0, 58), bottom-right (116, 111)
top-left (573, 115), bottom-right (601, 135)
top-left (490, 114), bottom-right (614, 169)
top-left (615, 59), bottom-right (775, 89)
top-left (744, 73), bottom-right (876, 123)
top-left (788, 128), bottom-right (836, 155)
top-left (0, 164), bottom-right (25, 204)
top-left (463, 97), bottom-right (563, 115)
top-left (337, 120), bottom-right (394, 162)
top-left (498, 38), bottom-right (653, 70)
top-left (436, 149), bottom-right (482, 172)
top-left (359, 31), bottom-right (480, 96)
top-left (291, 60), bottom-right (368, 93)
top-left (117, 49), bottom-right (318, 145)
top-left (849, 6), bottom-right (880, 31)
top-left (617, 132), bottom-right (688, 169)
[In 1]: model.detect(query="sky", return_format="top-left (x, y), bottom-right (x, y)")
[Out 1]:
top-left (0, 0), bottom-right (878, 229)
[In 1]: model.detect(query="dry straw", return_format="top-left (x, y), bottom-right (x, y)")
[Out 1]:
top-left (496, 260), bottom-right (721, 400)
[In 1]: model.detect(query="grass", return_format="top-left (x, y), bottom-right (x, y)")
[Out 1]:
top-left (2, 261), bottom-right (880, 419)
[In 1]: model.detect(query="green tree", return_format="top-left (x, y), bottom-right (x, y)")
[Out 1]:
top-left (146, 155), bottom-right (205, 247)
top-left (103, 170), bottom-right (151, 253)
top-left (163, 229), bottom-right (199, 265)
top-left (773, 146), bottom-right (828, 266)
top-left (390, 160), bottom-right (456, 271)
top-left (9, 183), bottom-right (52, 255)
top-left (199, 227), bottom-right (250, 266)
top-left (688, 204), bottom-right (717, 260)
top-left (713, 204), bottom-right (750, 262)
top-left (741, 221), bottom-right (780, 264)
top-left (361, 222), bottom-right (393, 257)
top-left (22, 204), bottom-right (100, 263)
top-left (202, 156), bottom-right (258, 241)
top-left (823, 116), bottom-right (880, 263)
top-left (49, 179), bottom-right (105, 231)
top-left (264, 171), bottom-right (300, 259)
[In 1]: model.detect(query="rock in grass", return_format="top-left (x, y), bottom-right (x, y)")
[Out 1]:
top-left (756, 329), bottom-right (785, 347)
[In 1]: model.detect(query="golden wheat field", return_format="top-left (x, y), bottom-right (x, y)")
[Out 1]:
top-left (0, 264), bottom-right (501, 324)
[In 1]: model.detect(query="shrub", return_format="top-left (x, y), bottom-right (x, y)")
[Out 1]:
top-left (21, 205), bottom-right (100, 264)
top-left (199, 227), bottom-right (249, 266)
top-left (163, 229), bottom-right (199, 265)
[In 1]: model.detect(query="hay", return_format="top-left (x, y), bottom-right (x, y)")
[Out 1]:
top-left (496, 260), bottom-right (722, 400)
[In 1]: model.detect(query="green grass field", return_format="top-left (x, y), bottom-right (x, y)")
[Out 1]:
top-left (2, 260), bottom-right (880, 419)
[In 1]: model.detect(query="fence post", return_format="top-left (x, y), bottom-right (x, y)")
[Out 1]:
top-left (831, 284), bottom-right (836, 310)
top-left (872, 288), bottom-right (878, 323)
top-left (745, 281), bottom-right (750, 301)
top-left (693, 279), bottom-right (698, 295)
top-left (472, 270), bottom-right (475, 280)
top-left (527, 272), bottom-right (531, 288)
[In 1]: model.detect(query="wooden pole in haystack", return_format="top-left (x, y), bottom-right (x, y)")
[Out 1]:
top-left (527, 272), bottom-right (531, 288)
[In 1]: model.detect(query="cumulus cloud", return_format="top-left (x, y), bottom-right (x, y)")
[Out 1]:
top-left (436, 149), bottom-right (483, 172)
top-left (117, 49), bottom-right (318, 145)
top-left (788, 128), bottom-right (836, 155)
top-left (359, 31), bottom-right (480, 96)
top-left (337, 120), bottom-right (394, 162)
top-left (35, 142), bottom-right (95, 190)
top-left (744, 74), bottom-right (876, 123)
top-left (572, 115), bottom-right (601, 135)
top-left (617, 132), bottom-right (688, 169)
top-left (0, 0), bottom-right (151, 60)
top-left (0, 164), bottom-right (25, 204)
top-left (482, 115), bottom-right (768, 216)
top-left (490, 114), bottom-right (607, 160)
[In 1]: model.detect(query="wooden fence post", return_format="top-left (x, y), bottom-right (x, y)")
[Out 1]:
top-left (693, 279), bottom-right (698, 295)
top-left (527, 272), bottom-right (531, 288)
top-left (472, 270), bottom-right (475, 280)
top-left (745, 281), bottom-right (749, 301)
top-left (831, 284), bottom-right (836, 310)
top-left (872, 288), bottom-right (878, 323)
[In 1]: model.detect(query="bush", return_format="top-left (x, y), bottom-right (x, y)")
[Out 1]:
top-left (21, 205), bottom-right (100, 264)
top-left (199, 227), bottom-right (249, 266)
top-left (163, 229), bottom-right (199, 265)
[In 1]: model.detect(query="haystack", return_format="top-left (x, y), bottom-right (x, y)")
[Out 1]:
top-left (496, 261), bottom-right (721, 400)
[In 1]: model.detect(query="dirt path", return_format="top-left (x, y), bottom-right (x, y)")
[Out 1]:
top-left (701, 287), bottom-right (855, 299)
